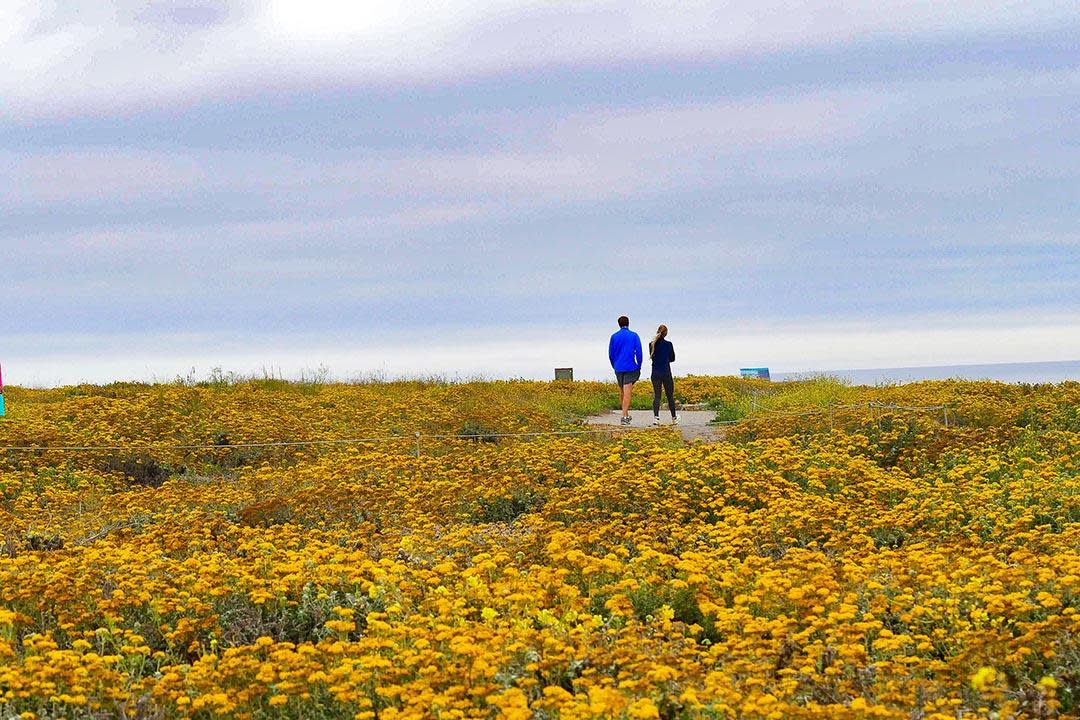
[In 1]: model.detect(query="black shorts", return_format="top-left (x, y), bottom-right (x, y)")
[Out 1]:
top-left (615, 370), bottom-right (640, 386)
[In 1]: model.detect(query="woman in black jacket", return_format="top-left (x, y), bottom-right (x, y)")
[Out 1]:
top-left (649, 324), bottom-right (678, 425)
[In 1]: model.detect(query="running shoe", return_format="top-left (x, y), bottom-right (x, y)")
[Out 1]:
top-left (621, 415), bottom-right (632, 426)
top-left (653, 416), bottom-right (661, 426)
top-left (672, 414), bottom-right (680, 426)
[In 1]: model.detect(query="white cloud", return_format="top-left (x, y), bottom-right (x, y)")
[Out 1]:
top-left (2, 0), bottom-right (1077, 119)
top-left (1, 5), bottom-right (1075, 375)
top-left (2, 149), bottom-right (204, 202)
top-left (5, 312), bottom-right (1080, 387)
top-left (550, 94), bottom-right (861, 153)
top-left (5, 65), bottom-right (1076, 215)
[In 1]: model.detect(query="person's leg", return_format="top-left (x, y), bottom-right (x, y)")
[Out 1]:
top-left (621, 382), bottom-right (632, 417)
top-left (664, 375), bottom-right (677, 417)
top-left (652, 376), bottom-right (662, 417)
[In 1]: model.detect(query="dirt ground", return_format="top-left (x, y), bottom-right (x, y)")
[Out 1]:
top-left (583, 409), bottom-right (721, 442)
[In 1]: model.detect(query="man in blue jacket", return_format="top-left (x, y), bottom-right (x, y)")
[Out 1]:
top-left (608, 315), bottom-right (643, 425)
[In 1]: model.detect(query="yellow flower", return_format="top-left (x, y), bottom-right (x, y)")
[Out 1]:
top-left (970, 666), bottom-right (997, 691)
top-left (627, 698), bottom-right (660, 719)
top-left (3, 377), bottom-right (1080, 718)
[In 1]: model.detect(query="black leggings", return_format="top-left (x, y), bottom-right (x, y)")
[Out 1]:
top-left (652, 375), bottom-right (676, 417)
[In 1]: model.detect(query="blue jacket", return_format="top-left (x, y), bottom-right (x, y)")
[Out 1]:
top-left (608, 328), bottom-right (643, 372)
top-left (649, 338), bottom-right (675, 378)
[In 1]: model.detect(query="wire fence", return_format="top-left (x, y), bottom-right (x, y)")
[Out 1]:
top-left (716, 401), bottom-right (949, 424)
top-left (0, 427), bottom-right (635, 456)
top-left (0, 401), bottom-right (951, 457)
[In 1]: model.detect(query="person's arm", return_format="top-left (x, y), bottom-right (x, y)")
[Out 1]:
top-left (635, 334), bottom-right (643, 370)
top-left (608, 335), bottom-right (617, 368)
top-left (669, 342), bottom-right (675, 364)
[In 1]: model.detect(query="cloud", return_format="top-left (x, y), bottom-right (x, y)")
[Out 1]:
top-left (0, 75), bottom-right (996, 209)
top-left (2, 58), bottom-right (1077, 339)
top-left (0, 5), bottom-right (1077, 384)
top-left (0, 89), bottom-right (872, 212)
top-left (2, 1), bottom-right (1078, 119)
top-left (137, 1), bottom-right (237, 29)
top-left (5, 311), bottom-right (1080, 387)
top-left (15, 64), bottom-right (1077, 215)
top-left (2, 149), bottom-right (204, 203)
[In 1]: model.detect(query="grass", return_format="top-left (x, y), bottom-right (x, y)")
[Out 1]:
top-left (707, 374), bottom-right (856, 422)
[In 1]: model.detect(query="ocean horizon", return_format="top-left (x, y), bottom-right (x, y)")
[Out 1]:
top-left (775, 359), bottom-right (1080, 386)
top-left (5, 354), bottom-right (1080, 389)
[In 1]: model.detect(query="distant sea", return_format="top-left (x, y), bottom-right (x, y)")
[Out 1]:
top-left (775, 359), bottom-right (1080, 386)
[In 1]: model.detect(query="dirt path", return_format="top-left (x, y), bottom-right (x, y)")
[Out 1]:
top-left (583, 409), bottom-right (721, 442)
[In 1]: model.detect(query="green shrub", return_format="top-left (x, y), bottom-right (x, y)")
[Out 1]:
top-left (458, 421), bottom-right (500, 443)
top-left (102, 455), bottom-right (173, 488)
top-left (471, 488), bottom-right (545, 523)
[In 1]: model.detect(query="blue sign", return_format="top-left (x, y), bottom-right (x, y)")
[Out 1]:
top-left (740, 367), bottom-right (770, 380)
top-left (0, 394), bottom-right (5, 417)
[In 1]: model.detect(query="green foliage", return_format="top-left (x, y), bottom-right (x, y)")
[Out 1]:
top-left (710, 400), bottom-right (742, 423)
top-left (753, 374), bottom-right (855, 412)
top-left (214, 584), bottom-right (384, 648)
top-left (706, 375), bottom-right (854, 424)
top-left (869, 526), bottom-right (908, 549)
top-left (628, 584), bottom-right (720, 643)
top-left (458, 420), bottom-right (500, 443)
top-left (102, 455), bottom-right (173, 488)
top-left (471, 488), bottom-right (545, 523)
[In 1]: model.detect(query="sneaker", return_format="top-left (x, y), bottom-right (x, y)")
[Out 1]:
top-left (620, 415), bottom-right (632, 426)
top-left (671, 414), bottom-right (680, 426)
top-left (652, 416), bottom-right (661, 426)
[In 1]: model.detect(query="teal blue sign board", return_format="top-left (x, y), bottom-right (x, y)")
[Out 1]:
top-left (740, 367), bottom-right (771, 380)
top-left (0, 361), bottom-right (5, 416)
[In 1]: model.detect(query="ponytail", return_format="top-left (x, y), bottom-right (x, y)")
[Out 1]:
top-left (650, 324), bottom-right (668, 359)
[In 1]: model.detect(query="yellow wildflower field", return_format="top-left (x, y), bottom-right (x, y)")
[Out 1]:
top-left (1, 377), bottom-right (1078, 719)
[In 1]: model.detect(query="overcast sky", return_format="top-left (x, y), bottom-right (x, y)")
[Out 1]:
top-left (2, 1), bottom-right (1079, 385)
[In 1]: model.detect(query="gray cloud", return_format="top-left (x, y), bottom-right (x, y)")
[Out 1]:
top-left (137, 1), bottom-right (240, 29)
top-left (1, 4), bottom-right (1078, 383)
top-left (3, 1), bottom-right (1078, 119)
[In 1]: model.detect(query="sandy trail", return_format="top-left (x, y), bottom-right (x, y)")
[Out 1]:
top-left (583, 409), bottom-right (721, 442)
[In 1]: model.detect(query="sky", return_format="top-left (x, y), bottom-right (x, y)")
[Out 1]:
top-left (2, 1), bottom-right (1079, 386)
